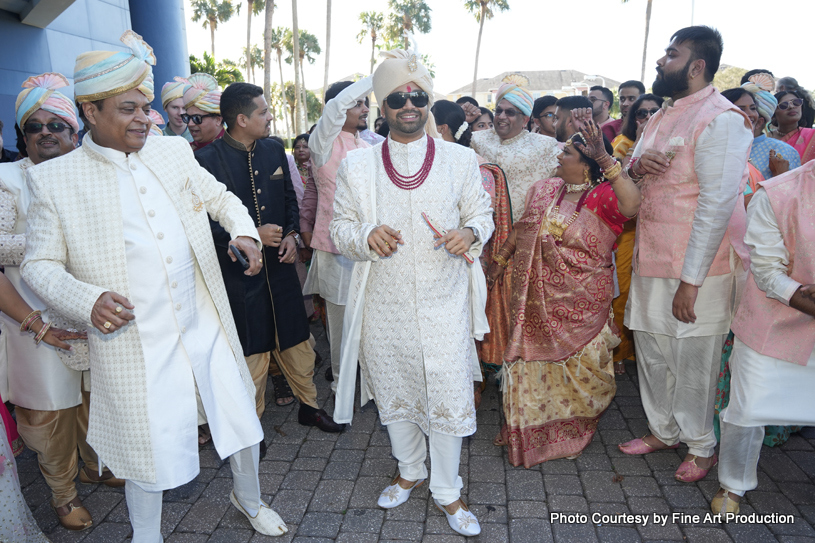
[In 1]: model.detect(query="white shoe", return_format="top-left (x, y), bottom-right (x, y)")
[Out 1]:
top-left (230, 491), bottom-right (288, 536)
top-left (377, 477), bottom-right (425, 509)
top-left (435, 498), bottom-right (481, 536)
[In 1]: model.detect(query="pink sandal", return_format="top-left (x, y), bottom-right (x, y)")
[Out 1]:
top-left (675, 454), bottom-right (717, 483)
top-left (618, 435), bottom-right (679, 455)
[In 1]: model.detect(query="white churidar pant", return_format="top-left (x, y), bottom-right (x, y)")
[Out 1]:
top-left (386, 421), bottom-right (463, 506)
top-left (633, 331), bottom-right (724, 457)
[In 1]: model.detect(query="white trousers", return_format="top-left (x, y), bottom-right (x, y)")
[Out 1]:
top-left (634, 331), bottom-right (724, 457)
top-left (126, 443), bottom-right (260, 543)
top-left (717, 422), bottom-right (764, 496)
top-left (326, 300), bottom-right (344, 393)
top-left (387, 420), bottom-right (463, 506)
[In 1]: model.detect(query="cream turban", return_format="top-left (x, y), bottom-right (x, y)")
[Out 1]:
top-left (15, 72), bottom-right (79, 133)
top-left (161, 77), bottom-right (189, 109)
top-left (373, 48), bottom-right (439, 138)
top-left (741, 73), bottom-right (778, 124)
top-left (182, 73), bottom-right (221, 114)
top-left (74, 30), bottom-right (156, 103)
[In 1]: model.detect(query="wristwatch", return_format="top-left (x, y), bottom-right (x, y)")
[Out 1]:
top-left (287, 231), bottom-right (301, 246)
top-left (468, 227), bottom-right (480, 244)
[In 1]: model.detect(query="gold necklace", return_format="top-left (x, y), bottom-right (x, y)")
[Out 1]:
top-left (565, 180), bottom-right (592, 193)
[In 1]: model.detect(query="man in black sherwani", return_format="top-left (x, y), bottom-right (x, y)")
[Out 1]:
top-left (195, 82), bottom-right (343, 438)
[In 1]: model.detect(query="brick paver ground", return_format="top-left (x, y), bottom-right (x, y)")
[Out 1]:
top-left (20, 323), bottom-right (815, 542)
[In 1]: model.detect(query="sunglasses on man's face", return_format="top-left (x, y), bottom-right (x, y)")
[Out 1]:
top-left (385, 91), bottom-right (429, 109)
top-left (777, 98), bottom-right (803, 110)
top-left (635, 108), bottom-right (661, 120)
top-left (24, 122), bottom-right (70, 134)
top-left (495, 107), bottom-right (520, 118)
top-left (182, 113), bottom-right (219, 125)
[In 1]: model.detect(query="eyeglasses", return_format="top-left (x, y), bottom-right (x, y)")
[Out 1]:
top-left (538, 112), bottom-right (555, 120)
top-left (385, 91), bottom-right (429, 109)
top-left (588, 96), bottom-right (609, 105)
top-left (495, 107), bottom-right (520, 118)
top-left (181, 113), bottom-right (219, 125)
top-left (24, 122), bottom-right (70, 134)
top-left (777, 98), bottom-right (803, 110)
top-left (635, 108), bottom-right (661, 119)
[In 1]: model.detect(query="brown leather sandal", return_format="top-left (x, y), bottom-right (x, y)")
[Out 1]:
top-left (52, 496), bottom-right (93, 531)
top-left (79, 465), bottom-right (125, 487)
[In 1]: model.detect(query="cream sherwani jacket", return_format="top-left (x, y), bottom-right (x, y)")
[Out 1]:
top-left (21, 135), bottom-right (259, 483)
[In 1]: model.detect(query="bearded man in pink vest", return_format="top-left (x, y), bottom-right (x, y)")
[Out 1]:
top-left (302, 77), bottom-right (372, 390)
top-left (618, 26), bottom-right (753, 483)
top-left (711, 161), bottom-right (815, 515)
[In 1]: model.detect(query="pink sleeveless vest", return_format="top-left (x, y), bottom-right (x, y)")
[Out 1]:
top-left (312, 132), bottom-right (370, 254)
top-left (634, 86), bottom-right (751, 280)
top-left (731, 163), bottom-right (815, 365)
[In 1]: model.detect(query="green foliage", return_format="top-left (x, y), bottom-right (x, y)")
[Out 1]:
top-left (357, 11), bottom-right (385, 44)
top-left (283, 29), bottom-right (321, 65)
top-left (713, 66), bottom-right (748, 92)
top-left (241, 44), bottom-right (265, 82)
top-left (191, 0), bottom-right (239, 30)
top-left (385, 0), bottom-right (432, 49)
top-left (282, 81), bottom-right (322, 125)
top-left (189, 52), bottom-right (245, 87)
top-left (463, 0), bottom-right (509, 22)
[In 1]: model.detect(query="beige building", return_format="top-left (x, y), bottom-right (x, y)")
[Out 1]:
top-left (446, 70), bottom-right (623, 106)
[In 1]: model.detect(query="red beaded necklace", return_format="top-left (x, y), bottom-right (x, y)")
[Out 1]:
top-left (382, 135), bottom-right (435, 190)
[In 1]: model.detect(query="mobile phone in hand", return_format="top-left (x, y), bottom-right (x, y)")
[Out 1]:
top-left (229, 244), bottom-right (250, 269)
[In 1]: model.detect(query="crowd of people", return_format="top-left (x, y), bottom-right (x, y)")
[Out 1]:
top-left (0, 22), bottom-right (812, 541)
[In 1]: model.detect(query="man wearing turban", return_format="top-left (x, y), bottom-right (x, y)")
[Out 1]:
top-left (0, 72), bottom-right (116, 531)
top-left (21, 31), bottom-right (288, 540)
top-left (741, 75), bottom-right (801, 179)
top-left (183, 72), bottom-right (225, 150)
top-left (160, 78), bottom-right (193, 142)
top-left (330, 47), bottom-right (493, 537)
top-left (469, 81), bottom-right (560, 376)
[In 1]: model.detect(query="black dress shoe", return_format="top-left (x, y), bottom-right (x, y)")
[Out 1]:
top-left (298, 407), bottom-right (344, 432)
top-left (259, 439), bottom-right (267, 460)
top-left (325, 366), bottom-right (334, 382)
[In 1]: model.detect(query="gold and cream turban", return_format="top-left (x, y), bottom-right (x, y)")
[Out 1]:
top-left (74, 30), bottom-right (156, 103)
top-left (372, 48), bottom-right (439, 138)
top-left (182, 73), bottom-right (221, 114)
top-left (161, 77), bottom-right (189, 109)
top-left (148, 109), bottom-right (165, 137)
top-left (15, 72), bottom-right (79, 133)
top-left (742, 73), bottom-right (778, 124)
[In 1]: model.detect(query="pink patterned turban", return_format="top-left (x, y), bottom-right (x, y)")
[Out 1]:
top-left (496, 83), bottom-right (533, 117)
top-left (15, 72), bottom-right (79, 133)
top-left (74, 30), bottom-right (156, 103)
top-left (148, 110), bottom-right (165, 137)
top-left (182, 73), bottom-right (221, 114)
top-left (161, 77), bottom-right (189, 109)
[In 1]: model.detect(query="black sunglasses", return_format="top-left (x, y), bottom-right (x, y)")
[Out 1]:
top-left (635, 108), bottom-right (661, 119)
top-left (495, 106), bottom-right (521, 118)
top-left (24, 122), bottom-right (70, 134)
top-left (385, 91), bottom-right (429, 109)
top-left (182, 113), bottom-right (219, 125)
top-left (778, 98), bottom-right (803, 110)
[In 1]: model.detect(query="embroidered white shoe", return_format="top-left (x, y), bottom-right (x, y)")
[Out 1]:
top-left (434, 498), bottom-right (481, 536)
top-left (230, 491), bottom-right (288, 536)
top-left (377, 476), bottom-right (425, 509)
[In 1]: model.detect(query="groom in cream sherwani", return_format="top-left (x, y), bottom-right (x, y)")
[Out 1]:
top-left (21, 31), bottom-right (288, 542)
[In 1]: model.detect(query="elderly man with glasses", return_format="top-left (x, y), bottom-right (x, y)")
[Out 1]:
top-left (470, 83), bottom-right (559, 376)
top-left (330, 47), bottom-right (493, 537)
top-left (182, 73), bottom-right (225, 150)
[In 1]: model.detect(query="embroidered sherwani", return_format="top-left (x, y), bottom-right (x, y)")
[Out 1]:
top-left (21, 135), bottom-right (262, 486)
top-left (330, 136), bottom-right (494, 436)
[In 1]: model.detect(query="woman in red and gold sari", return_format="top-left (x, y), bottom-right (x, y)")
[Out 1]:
top-left (488, 110), bottom-right (642, 467)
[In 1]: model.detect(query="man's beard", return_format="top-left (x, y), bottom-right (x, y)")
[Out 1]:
top-left (555, 116), bottom-right (571, 143)
top-left (653, 61), bottom-right (691, 98)
top-left (387, 109), bottom-right (426, 136)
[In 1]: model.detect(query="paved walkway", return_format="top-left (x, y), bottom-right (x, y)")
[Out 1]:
top-left (21, 323), bottom-right (815, 542)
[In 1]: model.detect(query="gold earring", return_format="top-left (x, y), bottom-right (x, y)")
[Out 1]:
top-left (583, 168), bottom-right (592, 184)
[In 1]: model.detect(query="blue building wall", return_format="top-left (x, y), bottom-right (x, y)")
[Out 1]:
top-left (0, 0), bottom-right (189, 155)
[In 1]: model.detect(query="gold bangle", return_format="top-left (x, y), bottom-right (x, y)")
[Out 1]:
top-left (602, 161), bottom-right (623, 180)
top-left (493, 254), bottom-right (509, 267)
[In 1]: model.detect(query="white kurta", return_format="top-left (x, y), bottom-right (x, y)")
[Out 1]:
top-left (0, 159), bottom-right (83, 409)
top-left (330, 136), bottom-right (494, 436)
top-left (85, 138), bottom-right (262, 491)
top-left (625, 111), bottom-right (753, 337)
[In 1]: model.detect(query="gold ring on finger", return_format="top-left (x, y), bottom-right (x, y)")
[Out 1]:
top-left (115, 306), bottom-right (123, 314)
top-left (103, 321), bottom-right (112, 329)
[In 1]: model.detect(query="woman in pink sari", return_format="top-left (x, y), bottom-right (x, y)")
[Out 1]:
top-left (771, 90), bottom-right (815, 164)
top-left (488, 111), bottom-right (642, 467)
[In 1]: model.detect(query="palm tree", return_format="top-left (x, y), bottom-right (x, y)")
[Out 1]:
top-left (241, 44), bottom-right (264, 83)
top-left (285, 29), bottom-right (321, 132)
top-left (263, 1), bottom-right (276, 106)
top-left (322, 0), bottom-right (332, 100)
top-left (464, 0), bottom-right (509, 97)
top-left (622, 0), bottom-right (653, 83)
top-left (291, 0), bottom-right (303, 134)
top-left (357, 11), bottom-right (385, 74)
top-left (244, 0), bottom-right (264, 81)
top-left (386, 0), bottom-right (431, 49)
top-left (189, 52), bottom-right (245, 87)
top-left (270, 27), bottom-right (290, 137)
top-left (191, 0), bottom-right (240, 60)
top-left (269, 81), bottom-right (281, 134)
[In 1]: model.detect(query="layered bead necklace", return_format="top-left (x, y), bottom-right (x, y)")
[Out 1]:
top-left (382, 135), bottom-right (436, 190)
